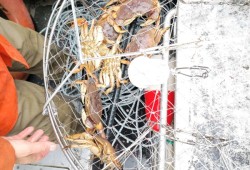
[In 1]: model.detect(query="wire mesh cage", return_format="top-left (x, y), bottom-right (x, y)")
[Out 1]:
top-left (39, 0), bottom-right (234, 170)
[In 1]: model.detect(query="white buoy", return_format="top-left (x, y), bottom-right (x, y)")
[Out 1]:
top-left (128, 56), bottom-right (170, 89)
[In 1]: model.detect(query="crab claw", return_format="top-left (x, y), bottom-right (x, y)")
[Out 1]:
top-left (65, 133), bottom-right (101, 156)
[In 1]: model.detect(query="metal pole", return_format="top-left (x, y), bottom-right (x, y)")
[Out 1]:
top-left (158, 9), bottom-right (177, 170)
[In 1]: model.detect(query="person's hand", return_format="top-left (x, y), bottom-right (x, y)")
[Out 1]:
top-left (4, 126), bottom-right (57, 164)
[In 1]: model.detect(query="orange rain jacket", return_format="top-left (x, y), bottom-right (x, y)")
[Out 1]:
top-left (0, 34), bottom-right (29, 169)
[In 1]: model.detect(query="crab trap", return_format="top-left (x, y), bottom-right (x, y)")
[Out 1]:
top-left (40, 0), bottom-right (228, 169)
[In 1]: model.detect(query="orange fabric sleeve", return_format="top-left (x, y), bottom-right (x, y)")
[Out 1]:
top-left (0, 34), bottom-right (29, 68)
top-left (0, 35), bottom-right (30, 135)
top-left (0, 137), bottom-right (16, 170)
top-left (0, 57), bottom-right (18, 135)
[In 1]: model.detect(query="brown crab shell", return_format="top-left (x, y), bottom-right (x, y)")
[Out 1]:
top-left (85, 78), bottom-right (103, 124)
top-left (114, 0), bottom-right (159, 26)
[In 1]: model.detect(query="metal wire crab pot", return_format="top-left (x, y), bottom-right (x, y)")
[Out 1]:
top-left (41, 0), bottom-right (209, 169)
top-left (43, 0), bottom-right (250, 170)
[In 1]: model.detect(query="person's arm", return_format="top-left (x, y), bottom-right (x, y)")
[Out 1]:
top-left (0, 137), bottom-right (16, 170)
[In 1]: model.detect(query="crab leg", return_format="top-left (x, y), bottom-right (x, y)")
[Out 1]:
top-left (140, 0), bottom-right (161, 26)
top-left (104, 71), bottom-right (115, 95)
top-left (105, 0), bottom-right (126, 7)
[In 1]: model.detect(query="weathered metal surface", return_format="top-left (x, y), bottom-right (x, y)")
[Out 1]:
top-left (175, 1), bottom-right (250, 169)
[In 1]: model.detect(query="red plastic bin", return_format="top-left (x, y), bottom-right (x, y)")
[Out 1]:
top-left (144, 90), bottom-right (175, 132)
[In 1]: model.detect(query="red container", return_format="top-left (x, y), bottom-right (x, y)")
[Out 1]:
top-left (144, 90), bottom-right (175, 132)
